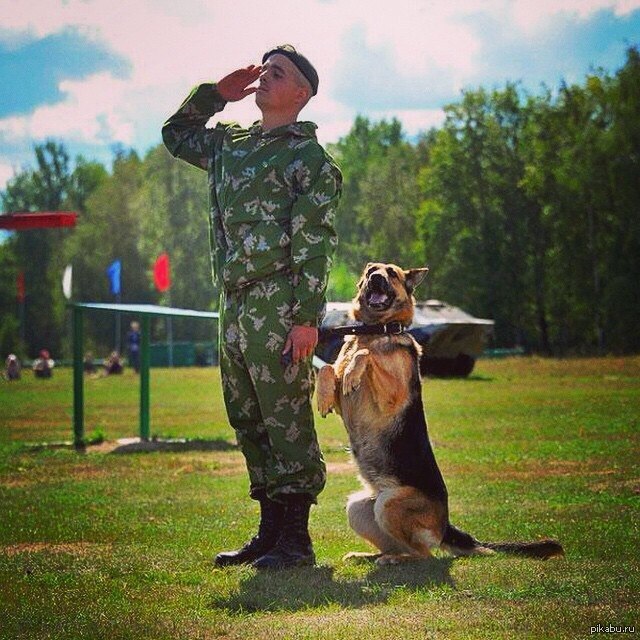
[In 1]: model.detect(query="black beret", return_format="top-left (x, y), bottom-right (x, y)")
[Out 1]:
top-left (262, 44), bottom-right (319, 96)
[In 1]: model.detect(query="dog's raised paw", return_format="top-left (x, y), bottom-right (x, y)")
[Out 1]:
top-left (342, 349), bottom-right (369, 395)
top-left (342, 373), bottom-right (362, 396)
top-left (317, 366), bottom-right (336, 416)
top-left (317, 397), bottom-right (333, 417)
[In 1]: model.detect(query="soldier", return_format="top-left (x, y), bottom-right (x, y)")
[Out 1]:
top-left (162, 45), bottom-right (341, 569)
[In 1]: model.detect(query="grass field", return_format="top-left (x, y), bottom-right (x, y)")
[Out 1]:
top-left (0, 357), bottom-right (638, 639)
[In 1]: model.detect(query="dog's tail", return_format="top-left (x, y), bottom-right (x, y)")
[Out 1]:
top-left (441, 523), bottom-right (564, 560)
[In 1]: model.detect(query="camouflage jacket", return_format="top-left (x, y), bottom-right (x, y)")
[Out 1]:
top-left (162, 83), bottom-right (342, 327)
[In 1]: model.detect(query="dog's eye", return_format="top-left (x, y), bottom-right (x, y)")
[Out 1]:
top-left (366, 267), bottom-right (377, 277)
top-left (386, 268), bottom-right (399, 279)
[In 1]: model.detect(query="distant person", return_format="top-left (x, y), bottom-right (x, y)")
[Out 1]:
top-left (127, 321), bottom-right (141, 373)
top-left (104, 351), bottom-right (124, 375)
top-left (33, 350), bottom-right (54, 379)
top-left (4, 354), bottom-right (21, 381)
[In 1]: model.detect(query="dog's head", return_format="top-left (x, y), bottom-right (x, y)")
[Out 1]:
top-left (352, 262), bottom-right (429, 326)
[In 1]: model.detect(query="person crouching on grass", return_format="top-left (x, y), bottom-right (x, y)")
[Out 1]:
top-left (162, 45), bottom-right (342, 569)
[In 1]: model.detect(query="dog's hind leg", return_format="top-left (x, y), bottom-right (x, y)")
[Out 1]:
top-left (343, 489), bottom-right (406, 561)
top-left (373, 487), bottom-right (447, 565)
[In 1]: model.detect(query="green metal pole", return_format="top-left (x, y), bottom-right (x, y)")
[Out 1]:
top-left (72, 306), bottom-right (85, 450)
top-left (140, 315), bottom-right (151, 441)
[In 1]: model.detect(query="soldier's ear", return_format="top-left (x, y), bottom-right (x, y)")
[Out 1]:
top-left (404, 268), bottom-right (429, 293)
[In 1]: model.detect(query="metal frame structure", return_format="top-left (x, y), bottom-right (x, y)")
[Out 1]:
top-left (70, 303), bottom-right (218, 449)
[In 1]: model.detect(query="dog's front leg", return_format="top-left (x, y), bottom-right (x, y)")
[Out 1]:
top-left (343, 349), bottom-right (370, 395)
top-left (317, 365), bottom-right (337, 417)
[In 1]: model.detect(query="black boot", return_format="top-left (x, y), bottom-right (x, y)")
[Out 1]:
top-left (214, 493), bottom-right (285, 567)
top-left (252, 495), bottom-right (315, 569)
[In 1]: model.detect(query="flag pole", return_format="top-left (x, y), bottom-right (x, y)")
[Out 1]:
top-left (167, 289), bottom-right (173, 368)
top-left (115, 290), bottom-right (121, 353)
top-left (106, 260), bottom-right (122, 353)
top-left (62, 264), bottom-right (73, 361)
top-left (153, 253), bottom-right (172, 367)
top-left (17, 271), bottom-right (25, 346)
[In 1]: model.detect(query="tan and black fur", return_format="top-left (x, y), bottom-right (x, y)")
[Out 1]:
top-left (317, 262), bottom-right (563, 564)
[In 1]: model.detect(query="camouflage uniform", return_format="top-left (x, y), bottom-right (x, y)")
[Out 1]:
top-left (162, 84), bottom-right (341, 502)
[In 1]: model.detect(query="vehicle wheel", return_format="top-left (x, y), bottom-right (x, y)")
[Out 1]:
top-left (451, 354), bottom-right (475, 377)
top-left (420, 354), bottom-right (475, 377)
top-left (420, 356), bottom-right (453, 377)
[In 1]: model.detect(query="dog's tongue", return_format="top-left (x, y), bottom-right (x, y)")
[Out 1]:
top-left (369, 292), bottom-right (388, 305)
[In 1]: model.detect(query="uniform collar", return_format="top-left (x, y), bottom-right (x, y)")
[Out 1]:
top-left (249, 121), bottom-right (318, 139)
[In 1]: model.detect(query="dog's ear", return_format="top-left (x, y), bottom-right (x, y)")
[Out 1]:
top-left (404, 268), bottom-right (429, 293)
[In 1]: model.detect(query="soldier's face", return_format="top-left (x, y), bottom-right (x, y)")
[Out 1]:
top-left (256, 54), bottom-right (308, 112)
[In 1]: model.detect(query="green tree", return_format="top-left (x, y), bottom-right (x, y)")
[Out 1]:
top-left (521, 47), bottom-right (640, 352)
top-left (418, 85), bottom-right (537, 347)
top-left (1, 141), bottom-right (71, 358)
top-left (356, 143), bottom-right (423, 269)
top-left (61, 150), bottom-right (148, 353)
top-left (328, 116), bottom-right (406, 272)
top-left (132, 144), bottom-right (215, 340)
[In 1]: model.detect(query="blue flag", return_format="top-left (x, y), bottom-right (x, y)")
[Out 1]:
top-left (106, 260), bottom-right (121, 296)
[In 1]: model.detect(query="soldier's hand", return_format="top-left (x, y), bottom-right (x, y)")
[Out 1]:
top-left (217, 65), bottom-right (261, 102)
top-left (283, 325), bottom-right (318, 365)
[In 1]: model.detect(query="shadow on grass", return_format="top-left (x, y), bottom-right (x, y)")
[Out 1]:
top-left (210, 558), bottom-right (455, 612)
top-left (109, 437), bottom-right (238, 454)
top-left (466, 374), bottom-right (494, 382)
top-left (23, 437), bottom-right (238, 455)
top-left (423, 374), bottom-right (494, 382)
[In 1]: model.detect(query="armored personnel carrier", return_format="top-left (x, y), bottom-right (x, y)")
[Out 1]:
top-left (316, 299), bottom-right (494, 377)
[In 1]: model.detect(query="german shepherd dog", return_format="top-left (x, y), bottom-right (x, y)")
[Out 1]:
top-left (317, 263), bottom-right (564, 564)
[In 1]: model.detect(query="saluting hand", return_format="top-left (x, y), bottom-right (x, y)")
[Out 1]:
top-left (217, 65), bottom-right (262, 102)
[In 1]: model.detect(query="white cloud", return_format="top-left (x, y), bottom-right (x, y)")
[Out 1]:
top-left (0, 0), bottom-right (638, 178)
top-left (511, 0), bottom-right (640, 31)
top-left (343, 0), bottom-right (482, 77)
top-left (0, 72), bottom-right (133, 144)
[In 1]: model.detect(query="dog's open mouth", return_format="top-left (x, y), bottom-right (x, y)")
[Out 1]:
top-left (365, 287), bottom-right (395, 311)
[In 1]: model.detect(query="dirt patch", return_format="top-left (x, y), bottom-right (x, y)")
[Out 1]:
top-left (0, 465), bottom-right (109, 489)
top-left (446, 459), bottom-right (593, 481)
top-left (1, 542), bottom-right (112, 557)
top-left (589, 475), bottom-right (640, 494)
top-left (489, 459), bottom-right (587, 480)
top-left (326, 461), bottom-right (356, 475)
top-left (87, 437), bottom-right (237, 455)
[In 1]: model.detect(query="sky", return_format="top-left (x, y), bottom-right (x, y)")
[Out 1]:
top-left (0, 0), bottom-right (639, 194)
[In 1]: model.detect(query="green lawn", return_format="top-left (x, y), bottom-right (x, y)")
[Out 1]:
top-left (0, 357), bottom-right (638, 639)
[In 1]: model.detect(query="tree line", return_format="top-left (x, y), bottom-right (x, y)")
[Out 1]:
top-left (1, 47), bottom-right (638, 359)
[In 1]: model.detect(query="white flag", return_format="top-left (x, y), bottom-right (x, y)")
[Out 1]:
top-left (62, 264), bottom-right (72, 300)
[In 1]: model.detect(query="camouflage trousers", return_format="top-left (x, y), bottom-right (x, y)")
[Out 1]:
top-left (219, 272), bottom-right (326, 503)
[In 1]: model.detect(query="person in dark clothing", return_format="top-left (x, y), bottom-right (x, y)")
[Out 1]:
top-left (127, 321), bottom-right (141, 373)
top-left (33, 350), bottom-right (54, 379)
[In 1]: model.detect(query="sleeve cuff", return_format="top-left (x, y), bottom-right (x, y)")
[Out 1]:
top-left (292, 306), bottom-right (322, 328)
top-left (190, 83), bottom-right (228, 116)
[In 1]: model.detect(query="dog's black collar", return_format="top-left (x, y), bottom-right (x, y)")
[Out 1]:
top-left (320, 321), bottom-right (406, 338)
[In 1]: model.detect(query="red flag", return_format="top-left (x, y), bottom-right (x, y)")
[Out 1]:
top-left (16, 271), bottom-right (25, 303)
top-left (153, 253), bottom-right (171, 292)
